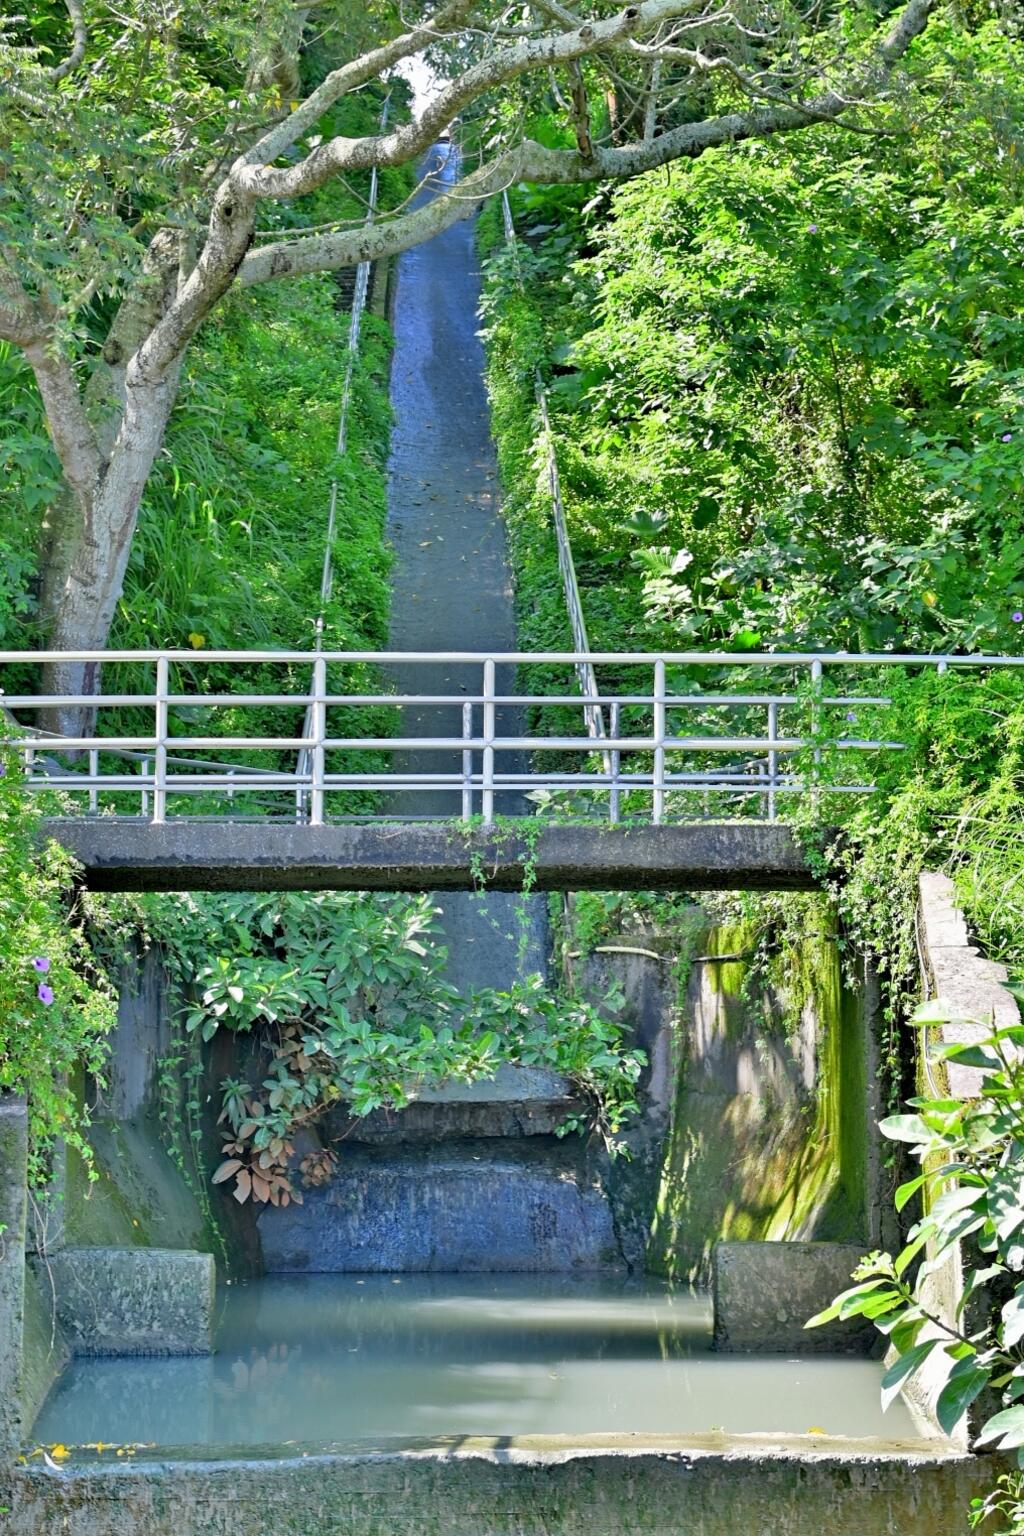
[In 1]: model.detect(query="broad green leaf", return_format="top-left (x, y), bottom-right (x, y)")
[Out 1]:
top-left (879, 1114), bottom-right (930, 1145)
top-left (880, 1338), bottom-right (939, 1413)
top-left (936, 1358), bottom-right (989, 1435)
top-left (976, 1405), bottom-right (1024, 1450)
top-left (895, 1173), bottom-right (929, 1212)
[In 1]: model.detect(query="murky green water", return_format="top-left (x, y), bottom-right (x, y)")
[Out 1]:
top-left (34, 1274), bottom-right (921, 1447)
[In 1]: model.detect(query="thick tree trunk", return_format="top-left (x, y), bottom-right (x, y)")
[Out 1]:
top-left (38, 365), bottom-right (182, 738)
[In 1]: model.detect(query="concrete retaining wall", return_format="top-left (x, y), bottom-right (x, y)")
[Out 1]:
top-left (36, 1247), bottom-right (215, 1356)
top-left (0, 1095), bottom-right (28, 1457)
top-left (713, 1240), bottom-right (875, 1353)
top-left (647, 909), bottom-right (879, 1286)
top-left (0, 1441), bottom-right (997, 1536)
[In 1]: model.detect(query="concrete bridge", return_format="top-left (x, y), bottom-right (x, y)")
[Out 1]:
top-left (6, 645), bottom-right (1017, 893)
top-left (44, 817), bottom-right (819, 893)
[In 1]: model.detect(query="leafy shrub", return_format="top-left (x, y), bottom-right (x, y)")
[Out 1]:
top-left (0, 741), bottom-right (118, 1182)
top-left (150, 889), bottom-right (645, 1206)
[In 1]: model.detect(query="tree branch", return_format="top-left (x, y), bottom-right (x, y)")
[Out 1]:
top-left (49, 0), bottom-right (88, 82)
top-left (235, 0), bottom-right (478, 175)
top-left (240, 0), bottom-right (936, 286)
top-left (21, 336), bottom-right (101, 505)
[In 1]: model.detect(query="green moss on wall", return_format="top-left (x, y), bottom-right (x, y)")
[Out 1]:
top-left (647, 904), bottom-right (869, 1284)
top-left (64, 1116), bottom-right (211, 1255)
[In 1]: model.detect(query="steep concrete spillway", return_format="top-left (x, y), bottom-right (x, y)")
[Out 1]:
top-left (257, 147), bottom-right (613, 1273)
top-left (384, 144), bottom-right (545, 994)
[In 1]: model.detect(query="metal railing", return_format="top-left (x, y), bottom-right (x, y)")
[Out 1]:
top-left (500, 191), bottom-right (608, 758)
top-left (4, 648), bottom-right (1021, 826)
top-left (295, 96), bottom-right (390, 816)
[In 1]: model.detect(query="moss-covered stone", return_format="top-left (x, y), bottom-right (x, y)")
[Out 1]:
top-left (647, 905), bottom-right (869, 1284)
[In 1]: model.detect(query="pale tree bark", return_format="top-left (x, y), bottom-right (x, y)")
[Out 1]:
top-left (0, 0), bottom-right (937, 734)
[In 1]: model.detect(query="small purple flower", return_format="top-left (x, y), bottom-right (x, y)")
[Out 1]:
top-left (845, 710), bottom-right (857, 722)
top-left (1013, 611), bottom-right (1023, 623)
top-left (32, 957), bottom-right (50, 974)
top-left (37, 984), bottom-right (54, 1006)
top-left (807, 223), bottom-right (818, 234)
top-left (0, 764), bottom-right (6, 778)
top-left (1003, 433), bottom-right (1014, 443)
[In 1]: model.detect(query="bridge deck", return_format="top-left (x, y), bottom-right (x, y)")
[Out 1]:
top-left (44, 819), bottom-right (820, 893)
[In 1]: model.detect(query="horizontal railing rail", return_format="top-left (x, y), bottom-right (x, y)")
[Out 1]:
top-left (3, 649), bottom-right (1020, 826)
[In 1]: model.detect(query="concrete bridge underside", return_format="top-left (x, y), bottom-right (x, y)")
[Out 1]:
top-left (44, 820), bottom-right (821, 893)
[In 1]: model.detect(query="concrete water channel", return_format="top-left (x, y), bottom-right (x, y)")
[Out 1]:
top-left (1, 148), bottom-right (998, 1533)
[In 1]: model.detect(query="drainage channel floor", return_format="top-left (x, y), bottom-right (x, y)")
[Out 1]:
top-left (32, 1275), bottom-right (922, 1447)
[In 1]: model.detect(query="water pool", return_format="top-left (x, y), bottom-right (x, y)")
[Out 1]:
top-left (33, 1273), bottom-right (921, 1447)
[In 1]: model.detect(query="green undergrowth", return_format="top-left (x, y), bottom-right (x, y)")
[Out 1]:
top-left (1, 86), bottom-right (410, 817)
top-left (479, 18), bottom-right (1024, 1100)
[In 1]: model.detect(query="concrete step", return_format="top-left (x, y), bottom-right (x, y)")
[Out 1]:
top-left (258, 1140), bottom-right (621, 1273)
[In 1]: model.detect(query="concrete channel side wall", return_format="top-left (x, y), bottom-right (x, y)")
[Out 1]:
top-left (0, 1096), bottom-right (29, 1457)
top-left (0, 1441), bottom-right (999, 1536)
top-left (646, 916), bottom-right (884, 1288)
top-left (902, 872), bottom-right (1023, 1444)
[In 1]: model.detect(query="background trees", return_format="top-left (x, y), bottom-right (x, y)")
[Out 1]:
top-left (2, 0), bottom-right (935, 688)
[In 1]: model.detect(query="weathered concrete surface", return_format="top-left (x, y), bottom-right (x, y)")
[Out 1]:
top-left (259, 1141), bottom-right (621, 1272)
top-left (648, 914), bottom-right (873, 1287)
top-left (35, 1247), bottom-right (215, 1356)
top-left (325, 1066), bottom-right (578, 1142)
top-left (383, 144), bottom-right (549, 992)
top-left (713, 1241), bottom-right (875, 1354)
top-left (0, 1439), bottom-right (997, 1536)
top-left (41, 819), bottom-right (820, 893)
top-left (918, 870), bottom-right (1020, 1099)
top-left (0, 1095), bottom-right (29, 1456)
top-left (906, 872), bottom-right (1023, 1441)
top-left (20, 1264), bottom-right (71, 1435)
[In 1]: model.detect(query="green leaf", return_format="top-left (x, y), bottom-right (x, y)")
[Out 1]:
top-left (936, 1358), bottom-right (989, 1435)
top-left (895, 1173), bottom-right (929, 1212)
top-left (879, 1113), bottom-right (930, 1145)
top-left (1002, 1291), bottom-right (1024, 1350)
top-left (976, 1404), bottom-right (1024, 1450)
top-left (880, 1338), bottom-right (939, 1413)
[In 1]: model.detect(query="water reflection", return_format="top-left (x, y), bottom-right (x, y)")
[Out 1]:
top-left (34, 1274), bottom-right (920, 1447)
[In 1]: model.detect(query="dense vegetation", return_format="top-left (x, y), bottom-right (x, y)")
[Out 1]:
top-left (480, 12), bottom-right (1024, 997)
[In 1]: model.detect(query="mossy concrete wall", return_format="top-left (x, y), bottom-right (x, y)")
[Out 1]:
top-left (0, 1440), bottom-right (999, 1536)
top-left (0, 1095), bottom-right (29, 1457)
top-left (647, 907), bottom-right (877, 1285)
top-left (20, 1265), bottom-right (70, 1434)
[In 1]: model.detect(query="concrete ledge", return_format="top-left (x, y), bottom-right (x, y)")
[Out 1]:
top-left (713, 1241), bottom-right (874, 1353)
top-left (326, 1065), bottom-right (578, 1142)
top-left (35, 1247), bottom-right (215, 1357)
top-left (918, 871), bottom-right (1020, 1099)
top-left (0, 1095), bottom-right (28, 1456)
top-left (0, 1438), bottom-right (991, 1536)
top-left (42, 820), bottom-right (820, 894)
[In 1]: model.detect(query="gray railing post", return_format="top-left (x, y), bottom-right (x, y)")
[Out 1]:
top-left (482, 658), bottom-right (496, 825)
top-left (610, 700), bottom-right (621, 826)
top-left (140, 756), bottom-right (150, 818)
top-left (88, 748), bottom-right (98, 815)
top-left (153, 655), bottom-right (168, 825)
top-left (462, 700), bottom-right (474, 821)
top-left (767, 700), bottom-right (779, 823)
top-left (652, 658), bottom-right (666, 825)
top-left (810, 658), bottom-right (823, 809)
top-left (311, 655), bottom-right (327, 827)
